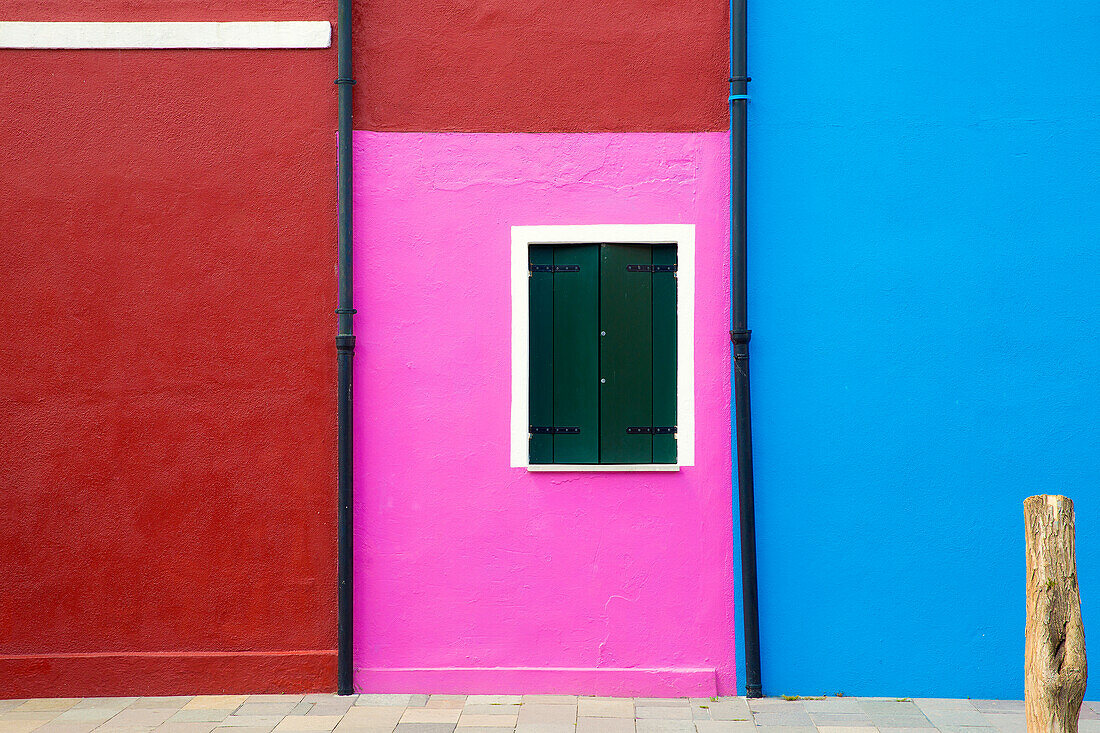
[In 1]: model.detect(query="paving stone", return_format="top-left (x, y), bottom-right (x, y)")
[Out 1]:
top-left (425, 699), bottom-right (465, 711)
top-left (0, 705), bottom-right (27, 715)
top-left (514, 725), bottom-right (575, 733)
top-left (213, 728), bottom-right (275, 733)
top-left (237, 707), bottom-right (301, 719)
top-left (245, 701), bottom-right (303, 708)
top-left (934, 727), bottom-right (998, 733)
top-left (217, 718), bottom-right (286, 729)
top-left (751, 713), bottom-right (813, 727)
top-left (394, 726), bottom-right (457, 733)
top-left (809, 714), bottom-right (873, 726)
top-left (867, 717), bottom-right (933, 729)
top-left (341, 708), bottom-right (405, 728)
top-left (16, 703), bottom-right (81, 714)
top-left (309, 705), bottom-right (354, 718)
top-left (743, 728), bottom-right (814, 733)
top-left (75, 702), bottom-right (137, 712)
top-left (968, 704), bottom-right (1016, 713)
top-left (464, 701), bottom-right (521, 709)
top-left (576, 703), bottom-right (632, 721)
top-left (703, 702), bottom-right (748, 723)
top-left (164, 712), bottom-right (231, 724)
top-left (748, 700), bottom-right (801, 712)
top-left (920, 711), bottom-right (988, 728)
top-left (104, 710), bottom-right (175, 727)
top-left (803, 700), bottom-right (863, 714)
top-left (353, 700), bottom-right (409, 710)
top-left (401, 711), bottom-right (461, 725)
top-left (154, 724), bottom-right (219, 733)
top-left (517, 707), bottom-right (575, 725)
top-left (1082, 709), bottom-right (1100, 721)
top-left (813, 728), bottom-right (878, 733)
top-left (456, 716), bottom-right (517, 728)
top-left (54, 709), bottom-right (118, 724)
top-left (448, 729), bottom-right (512, 733)
top-left (0, 722), bottom-right (55, 733)
top-left (879, 728), bottom-right (942, 733)
top-left (912, 702), bottom-right (974, 712)
top-left (33, 724), bottom-right (100, 733)
top-left (861, 703), bottom-right (922, 716)
top-left (577, 719), bottom-right (633, 733)
top-left (1080, 722), bottom-right (1100, 733)
top-left (128, 700), bottom-right (194, 711)
top-left (634, 722), bottom-right (695, 733)
top-left (332, 720), bottom-right (399, 733)
top-left (271, 717), bottom-right (343, 732)
top-left (183, 700), bottom-right (248, 713)
top-left (1, 714), bottom-right (61, 723)
top-left (977, 715), bottom-right (1022, 732)
top-left (521, 700), bottom-right (576, 707)
top-left (633, 711), bottom-right (690, 722)
top-left (633, 703), bottom-right (688, 710)
top-left (688, 709), bottom-right (709, 722)
top-left (692, 723), bottom-right (753, 733)
top-left (288, 707), bottom-right (313, 718)
top-left (459, 709), bottom-right (519, 718)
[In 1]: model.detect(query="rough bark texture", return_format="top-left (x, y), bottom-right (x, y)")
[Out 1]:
top-left (1025, 495), bottom-right (1087, 733)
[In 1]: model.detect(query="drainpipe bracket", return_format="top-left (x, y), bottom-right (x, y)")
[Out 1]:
top-left (334, 77), bottom-right (357, 85)
top-left (336, 334), bottom-right (356, 352)
top-left (730, 328), bottom-right (752, 344)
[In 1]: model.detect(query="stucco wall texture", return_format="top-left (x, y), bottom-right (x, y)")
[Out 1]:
top-left (352, 0), bottom-right (728, 132)
top-left (351, 131), bottom-right (734, 695)
top-left (0, 45), bottom-right (338, 696)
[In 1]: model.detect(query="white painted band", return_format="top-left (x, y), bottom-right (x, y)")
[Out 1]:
top-left (0, 21), bottom-right (331, 49)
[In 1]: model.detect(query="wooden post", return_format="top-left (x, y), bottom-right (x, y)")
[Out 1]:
top-left (1025, 495), bottom-right (1087, 733)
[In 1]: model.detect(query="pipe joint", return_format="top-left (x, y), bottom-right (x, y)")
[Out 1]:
top-left (730, 328), bottom-right (752, 344)
top-left (336, 334), bottom-right (356, 352)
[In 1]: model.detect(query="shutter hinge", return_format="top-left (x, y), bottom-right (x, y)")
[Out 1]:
top-left (529, 426), bottom-right (581, 434)
top-left (626, 264), bottom-right (677, 273)
top-left (530, 264), bottom-right (581, 273)
top-left (626, 426), bottom-right (677, 435)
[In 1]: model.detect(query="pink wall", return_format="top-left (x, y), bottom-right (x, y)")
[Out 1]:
top-left (351, 132), bottom-right (734, 696)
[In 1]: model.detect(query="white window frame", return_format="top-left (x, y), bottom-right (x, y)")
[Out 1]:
top-left (510, 224), bottom-right (696, 471)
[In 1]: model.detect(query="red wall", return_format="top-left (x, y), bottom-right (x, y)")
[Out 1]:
top-left (353, 0), bottom-right (729, 132)
top-left (0, 28), bottom-right (338, 696)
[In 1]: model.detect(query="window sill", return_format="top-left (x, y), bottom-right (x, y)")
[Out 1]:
top-left (526, 464), bottom-right (680, 472)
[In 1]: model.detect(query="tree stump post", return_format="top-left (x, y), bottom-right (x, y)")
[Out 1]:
top-left (1025, 494), bottom-right (1087, 733)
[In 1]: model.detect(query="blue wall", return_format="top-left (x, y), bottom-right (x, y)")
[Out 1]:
top-left (745, 0), bottom-right (1100, 698)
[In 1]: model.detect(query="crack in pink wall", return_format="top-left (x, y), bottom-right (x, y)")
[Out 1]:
top-left (350, 131), bottom-right (734, 695)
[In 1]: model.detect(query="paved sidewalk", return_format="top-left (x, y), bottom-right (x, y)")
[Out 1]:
top-left (3, 694), bottom-right (1098, 733)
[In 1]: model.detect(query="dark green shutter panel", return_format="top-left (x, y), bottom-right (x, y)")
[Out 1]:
top-left (651, 244), bottom-right (677, 463)
top-left (552, 244), bottom-right (600, 463)
top-left (528, 246), bottom-right (555, 464)
top-left (599, 244), bottom-right (653, 463)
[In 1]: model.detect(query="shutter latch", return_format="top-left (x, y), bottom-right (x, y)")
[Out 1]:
top-left (530, 264), bottom-right (581, 273)
top-left (626, 264), bottom-right (677, 273)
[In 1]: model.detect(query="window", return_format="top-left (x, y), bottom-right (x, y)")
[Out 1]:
top-left (511, 225), bottom-right (695, 471)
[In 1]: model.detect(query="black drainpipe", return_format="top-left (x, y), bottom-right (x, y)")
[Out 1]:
top-left (335, 0), bottom-right (356, 697)
top-left (730, 0), bottom-right (763, 699)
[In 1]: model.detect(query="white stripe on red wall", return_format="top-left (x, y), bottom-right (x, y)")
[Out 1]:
top-left (0, 21), bottom-right (330, 49)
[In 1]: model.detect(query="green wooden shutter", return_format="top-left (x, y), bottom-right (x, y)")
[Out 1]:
top-left (530, 242), bottom-right (675, 466)
top-left (651, 244), bottom-right (677, 464)
top-left (599, 244), bottom-right (653, 463)
top-left (552, 244), bottom-right (600, 463)
top-left (528, 245), bottom-right (555, 464)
